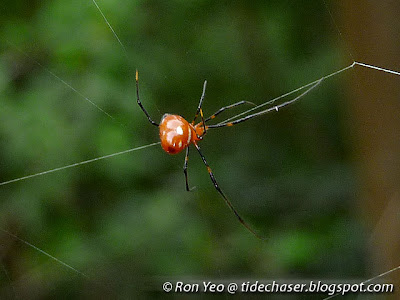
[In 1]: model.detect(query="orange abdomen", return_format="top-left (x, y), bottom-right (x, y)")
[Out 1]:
top-left (159, 114), bottom-right (196, 154)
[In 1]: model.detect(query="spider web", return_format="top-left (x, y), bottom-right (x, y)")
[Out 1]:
top-left (0, 0), bottom-right (399, 298)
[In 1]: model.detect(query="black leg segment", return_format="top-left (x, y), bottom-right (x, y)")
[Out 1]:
top-left (135, 70), bottom-right (159, 127)
top-left (193, 143), bottom-right (263, 239)
top-left (183, 146), bottom-right (191, 191)
top-left (205, 101), bottom-right (255, 122)
top-left (193, 80), bottom-right (207, 123)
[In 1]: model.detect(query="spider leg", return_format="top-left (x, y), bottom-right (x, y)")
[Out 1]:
top-left (192, 80), bottom-right (207, 123)
top-left (135, 70), bottom-right (159, 126)
top-left (183, 146), bottom-right (195, 191)
top-left (205, 101), bottom-right (256, 122)
top-left (192, 80), bottom-right (208, 139)
top-left (198, 107), bottom-right (207, 138)
top-left (207, 79), bottom-right (322, 129)
top-left (206, 110), bottom-right (261, 129)
top-left (193, 143), bottom-right (263, 240)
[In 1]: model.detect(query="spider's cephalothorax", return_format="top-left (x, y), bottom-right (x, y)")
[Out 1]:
top-left (159, 114), bottom-right (205, 154)
top-left (135, 70), bottom-right (262, 239)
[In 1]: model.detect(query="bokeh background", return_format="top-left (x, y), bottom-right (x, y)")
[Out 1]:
top-left (1, 0), bottom-right (399, 299)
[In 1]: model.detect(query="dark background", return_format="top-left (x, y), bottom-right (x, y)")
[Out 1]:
top-left (0, 0), bottom-right (399, 298)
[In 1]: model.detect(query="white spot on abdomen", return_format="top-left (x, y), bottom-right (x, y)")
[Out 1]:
top-left (176, 126), bottom-right (183, 135)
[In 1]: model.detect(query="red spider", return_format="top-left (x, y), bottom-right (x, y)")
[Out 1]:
top-left (136, 70), bottom-right (263, 239)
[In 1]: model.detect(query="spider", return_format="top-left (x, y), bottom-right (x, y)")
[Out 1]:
top-left (135, 70), bottom-right (263, 239)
